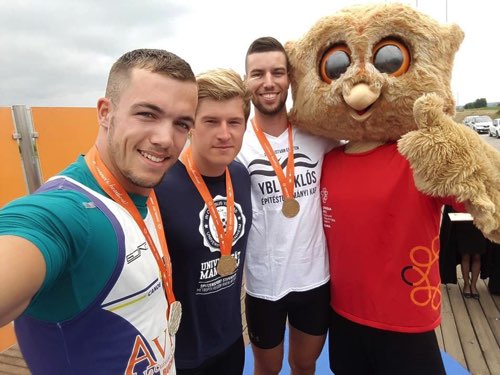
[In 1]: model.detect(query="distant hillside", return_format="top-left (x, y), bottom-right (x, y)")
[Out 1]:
top-left (454, 107), bottom-right (500, 123)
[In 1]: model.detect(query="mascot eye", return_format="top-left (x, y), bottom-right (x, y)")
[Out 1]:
top-left (320, 45), bottom-right (351, 83)
top-left (373, 39), bottom-right (410, 76)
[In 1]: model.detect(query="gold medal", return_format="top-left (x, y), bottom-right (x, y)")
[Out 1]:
top-left (217, 255), bottom-right (237, 277)
top-left (168, 300), bottom-right (182, 336)
top-left (282, 198), bottom-right (300, 218)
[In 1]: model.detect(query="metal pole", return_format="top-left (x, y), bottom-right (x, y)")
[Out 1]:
top-left (11, 105), bottom-right (44, 193)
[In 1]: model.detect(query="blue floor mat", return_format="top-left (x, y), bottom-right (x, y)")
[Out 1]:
top-left (243, 329), bottom-right (470, 374)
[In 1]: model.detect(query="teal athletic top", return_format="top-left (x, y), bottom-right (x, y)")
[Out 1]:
top-left (0, 155), bottom-right (148, 321)
top-left (1, 155), bottom-right (177, 374)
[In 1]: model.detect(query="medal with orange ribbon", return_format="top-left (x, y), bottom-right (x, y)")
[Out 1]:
top-left (84, 145), bottom-right (181, 336)
top-left (181, 146), bottom-right (237, 277)
top-left (252, 119), bottom-right (299, 218)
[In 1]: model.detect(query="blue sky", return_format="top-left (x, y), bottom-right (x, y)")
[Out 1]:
top-left (0, 0), bottom-right (497, 107)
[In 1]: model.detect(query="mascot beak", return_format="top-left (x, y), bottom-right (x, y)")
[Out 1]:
top-left (344, 83), bottom-right (381, 121)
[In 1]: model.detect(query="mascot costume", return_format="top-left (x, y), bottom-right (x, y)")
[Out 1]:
top-left (285, 3), bottom-right (500, 374)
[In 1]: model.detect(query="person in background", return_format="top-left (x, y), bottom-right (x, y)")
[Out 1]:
top-left (440, 205), bottom-right (489, 299)
top-left (0, 48), bottom-right (198, 374)
top-left (237, 36), bottom-right (338, 375)
top-left (156, 68), bottom-right (252, 375)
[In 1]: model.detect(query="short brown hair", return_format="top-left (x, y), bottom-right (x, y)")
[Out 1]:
top-left (105, 48), bottom-right (196, 104)
top-left (245, 36), bottom-right (290, 73)
top-left (196, 68), bottom-right (251, 121)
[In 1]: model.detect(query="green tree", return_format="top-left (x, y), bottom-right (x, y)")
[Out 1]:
top-left (464, 98), bottom-right (488, 109)
top-left (474, 98), bottom-right (487, 108)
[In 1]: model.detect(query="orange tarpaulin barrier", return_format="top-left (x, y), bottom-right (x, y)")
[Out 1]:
top-left (0, 107), bottom-right (28, 207)
top-left (0, 324), bottom-right (16, 352)
top-left (0, 107), bottom-right (98, 350)
top-left (31, 107), bottom-right (98, 181)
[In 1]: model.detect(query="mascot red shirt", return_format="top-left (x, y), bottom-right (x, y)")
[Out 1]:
top-left (322, 142), bottom-right (462, 332)
top-left (285, 3), bottom-right (500, 374)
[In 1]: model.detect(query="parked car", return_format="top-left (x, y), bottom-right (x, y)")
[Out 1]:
top-left (490, 118), bottom-right (500, 138)
top-left (466, 115), bottom-right (492, 134)
top-left (463, 116), bottom-right (475, 127)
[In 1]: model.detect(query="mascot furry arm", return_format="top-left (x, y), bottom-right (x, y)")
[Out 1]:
top-left (285, 3), bottom-right (500, 242)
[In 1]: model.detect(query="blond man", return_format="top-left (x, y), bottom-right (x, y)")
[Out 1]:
top-left (156, 68), bottom-right (252, 375)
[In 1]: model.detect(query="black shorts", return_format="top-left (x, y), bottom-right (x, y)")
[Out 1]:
top-left (245, 282), bottom-right (330, 349)
top-left (176, 335), bottom-right (244, 375)
top-left (329, 309), bottom-right (446, 375)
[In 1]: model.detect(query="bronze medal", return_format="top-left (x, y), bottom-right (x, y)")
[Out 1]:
top-left (168, 300), bottom-right (182, 336)
top-left (217, 255), bottom-right (237, 277)
top-left (252, 120), bottom-right (299, 219)
top-left (282, 198), bottom-right (300, 218)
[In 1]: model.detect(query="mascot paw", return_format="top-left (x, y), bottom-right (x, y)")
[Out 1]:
top-left (470, 195), bottom-right (496, 218)
top-left (399, 92), bottom-right (462, 164)
top-left (468, 199), bottom-right (499, 240)
top-left (413, 93), bottom-right (447, 130)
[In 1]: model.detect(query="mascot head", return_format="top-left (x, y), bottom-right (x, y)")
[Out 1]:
top-left (285, 3), bottom-right (464, 142)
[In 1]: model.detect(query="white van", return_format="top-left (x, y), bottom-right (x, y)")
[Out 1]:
top-left (464, 115), bottom-right (492, 134)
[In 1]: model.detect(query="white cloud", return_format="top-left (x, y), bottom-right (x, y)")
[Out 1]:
top-left (0, 0), bottom-right (497, 107)
top-left (0, 0), bottom-right (188, 106)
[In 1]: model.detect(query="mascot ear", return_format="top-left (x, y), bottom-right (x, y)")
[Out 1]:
top-left (284, 40), bottom-right (297, 74)
top-left (284, 41), bottom-right (295, 58)
top-left (445, 24), bottom-right (465, 54)
top-left (284, 40), bottom-right (298, 101)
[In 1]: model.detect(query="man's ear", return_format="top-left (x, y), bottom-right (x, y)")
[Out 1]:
top-left (97, 97), bottom-right (111, 129)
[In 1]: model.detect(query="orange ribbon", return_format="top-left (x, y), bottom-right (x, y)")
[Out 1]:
top-left (252, 119), bottom-right (295, 199)
top-left (84, 145), bottom-right (177, 308)
top-left (181, 146), bottom-right (235, 257)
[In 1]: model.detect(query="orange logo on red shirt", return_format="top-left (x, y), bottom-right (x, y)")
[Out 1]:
top-left (401, 236), bottom-right (441, 311)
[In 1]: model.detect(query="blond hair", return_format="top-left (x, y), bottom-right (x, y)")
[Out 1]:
top-left (196, 68), bottom-right (251, 121)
